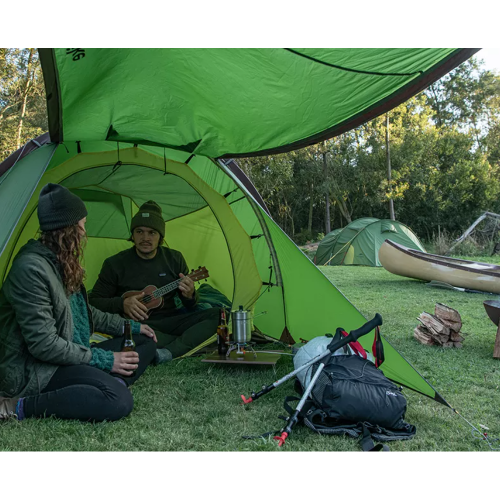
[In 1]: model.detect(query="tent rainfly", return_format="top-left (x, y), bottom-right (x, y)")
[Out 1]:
top-left (315, 218), bottom-right (426, 267)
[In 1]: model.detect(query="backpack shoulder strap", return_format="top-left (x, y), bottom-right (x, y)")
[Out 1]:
top-left (360, 423), bottom-right (390, 451)
top-left (283, 395), bottom-right (315, 419)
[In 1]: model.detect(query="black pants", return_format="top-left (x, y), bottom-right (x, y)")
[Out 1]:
top-left (23, 335), bottom-right (156, 422)
top-left (145, 308), bottom-right (220, 358)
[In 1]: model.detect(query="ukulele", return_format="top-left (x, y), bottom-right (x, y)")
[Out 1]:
top-left (122, 266), bottom-right (209, 312)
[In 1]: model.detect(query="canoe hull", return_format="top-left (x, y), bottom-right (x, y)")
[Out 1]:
top-left (379, 240), bottom-right (500, 294)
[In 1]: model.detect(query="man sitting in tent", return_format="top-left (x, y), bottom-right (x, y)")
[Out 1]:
top-left (89, 200), bottom-right (220, 364)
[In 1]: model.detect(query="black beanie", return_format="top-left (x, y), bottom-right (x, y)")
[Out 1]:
top-left (38, 183), bottom-right (88, 231)
top-left (131, 200), bottom-right (165, 238)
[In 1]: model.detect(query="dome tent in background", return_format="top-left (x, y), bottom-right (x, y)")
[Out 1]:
top-left (315, 218), bottom-right (426, 267)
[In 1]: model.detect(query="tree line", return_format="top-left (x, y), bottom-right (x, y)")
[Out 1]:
top-left (1, 49), bottom-right (500, 246)
top-left (0, 48), bottom-right (47, 159)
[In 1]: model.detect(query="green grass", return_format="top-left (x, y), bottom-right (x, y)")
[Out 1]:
top-left (1, 264), bottom-right (499, 451)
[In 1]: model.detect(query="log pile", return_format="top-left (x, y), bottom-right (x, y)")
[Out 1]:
top-left (414, 303), bottom-right (464, 348)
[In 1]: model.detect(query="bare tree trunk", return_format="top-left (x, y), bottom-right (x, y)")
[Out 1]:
top-left (429, 84), bottom-right (443, 128)
top-left (334, 195), bottom-right (352, 224)
top-left (16, 49), bottom-right (35, 149)
top-left (307, 181), bottom-right (314, 233)
top-left (386, 113), bottom-right (395, 221)
top-left (323, 149), bottom-right (331, 234)
top-left (343, 198), bottom-right (352, 224)
top-left (445, 212), bottom-right (500, 255)
top-left (281, 195), bottom-right (295, 236)
top-left (0, 102), bottom-right (20, 124)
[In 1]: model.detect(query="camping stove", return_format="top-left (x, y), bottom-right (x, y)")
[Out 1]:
top-left (202, 308), bottom-right (279, 365)
top-left (225, 341), bottom-right (257, 359)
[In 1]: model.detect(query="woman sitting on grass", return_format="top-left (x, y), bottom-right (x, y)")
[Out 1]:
top-left (0, 183), bottom-right (157, 423)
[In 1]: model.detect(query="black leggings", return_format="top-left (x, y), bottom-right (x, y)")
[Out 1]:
top-left (23, 335), bottom-right (156, 422)
top-left (23, 365), bottom-right (133, 422)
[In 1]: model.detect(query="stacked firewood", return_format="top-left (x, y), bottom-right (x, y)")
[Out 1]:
top-left (414, 303), bottom-right (464, 348)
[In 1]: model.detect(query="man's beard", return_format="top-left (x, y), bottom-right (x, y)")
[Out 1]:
top-left (136, 243), bottom-right (157, 257)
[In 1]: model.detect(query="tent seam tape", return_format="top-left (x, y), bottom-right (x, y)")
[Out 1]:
top-left (284, 48), bottom-right (423, 77)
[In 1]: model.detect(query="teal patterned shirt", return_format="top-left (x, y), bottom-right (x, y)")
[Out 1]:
top-left (70, 292), bottom-right (140, 372)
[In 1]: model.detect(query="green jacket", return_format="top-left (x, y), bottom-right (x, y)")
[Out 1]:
top-left (0, 239), bottom-right (126, 398)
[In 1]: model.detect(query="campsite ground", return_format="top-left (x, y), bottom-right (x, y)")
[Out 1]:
top-left (1, 260), bottom-right (499, 451)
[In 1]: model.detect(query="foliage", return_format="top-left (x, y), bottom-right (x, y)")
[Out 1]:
top-left (294, 230), bottom-right (315, 246)
top-left (0, 48), bottom-right (47, 162)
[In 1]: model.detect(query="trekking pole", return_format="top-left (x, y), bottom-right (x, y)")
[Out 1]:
top-left (241, 313), bottom-right (382, 404)
top-left (273, 357), bottom-right (330, 447)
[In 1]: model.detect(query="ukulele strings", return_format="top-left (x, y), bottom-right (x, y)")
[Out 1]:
top-left (138, 278), bottom-right (182, 304)
top-left (136, 269), bottom-right (206, 304)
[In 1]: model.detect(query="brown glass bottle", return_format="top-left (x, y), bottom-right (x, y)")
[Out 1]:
top-left (217, 309), bottom-right (228, 355)
top-left (121, 320), bottom-right (136, 376)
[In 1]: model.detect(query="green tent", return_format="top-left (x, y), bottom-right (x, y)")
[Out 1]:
top-left (315, 218), bottom-right (426, 266)
top-left (40, 48), bottom-right (477, 157)
top-left (0, 48), bottom-right (478, 406)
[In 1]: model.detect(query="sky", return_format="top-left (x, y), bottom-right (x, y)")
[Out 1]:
top-left (476, 48), bottom-right (500, 72)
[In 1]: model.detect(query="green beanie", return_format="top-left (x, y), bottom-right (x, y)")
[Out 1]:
top-left (131, 200), bottom-right (165, 238)
top-left (38, 183), bottom-right (88, 231)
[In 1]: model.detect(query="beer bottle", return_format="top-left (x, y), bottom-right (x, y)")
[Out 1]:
top-left (217, 309), bottom-right (228, 355)
top-left (221, 308), bottom-right (230, 344)
top-left (121, 320), bottom-right (136, 352)
top-left (121, 320), bottom-right (136, 376)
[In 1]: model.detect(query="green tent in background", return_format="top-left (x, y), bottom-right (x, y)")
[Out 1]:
top-left (0, 48), bottom-right (478, 407)
top-left (315, 218), bottom-right (426, 266)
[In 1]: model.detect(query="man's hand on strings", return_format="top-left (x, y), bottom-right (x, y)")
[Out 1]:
top-left (178, 273), bottom-right (195, 299)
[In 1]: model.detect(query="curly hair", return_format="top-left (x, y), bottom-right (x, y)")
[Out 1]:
top-left (39, 225), bottom-right (87, 294)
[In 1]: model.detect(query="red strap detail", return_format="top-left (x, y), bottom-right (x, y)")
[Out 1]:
top-left (340, 330), bottom-right (367, 359)
top-left (372, 326), bottom-right (383, 367)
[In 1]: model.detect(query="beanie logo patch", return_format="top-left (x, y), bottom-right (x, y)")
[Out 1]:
top-left (142, 213), bottom-right (150, 217)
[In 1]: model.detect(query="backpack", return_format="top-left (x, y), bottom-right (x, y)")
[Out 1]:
top-left (284, 331), bottom-right (416, 451)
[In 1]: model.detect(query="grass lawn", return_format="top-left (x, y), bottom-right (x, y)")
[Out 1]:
top-left (1, 260), bottom-right (499, 451)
